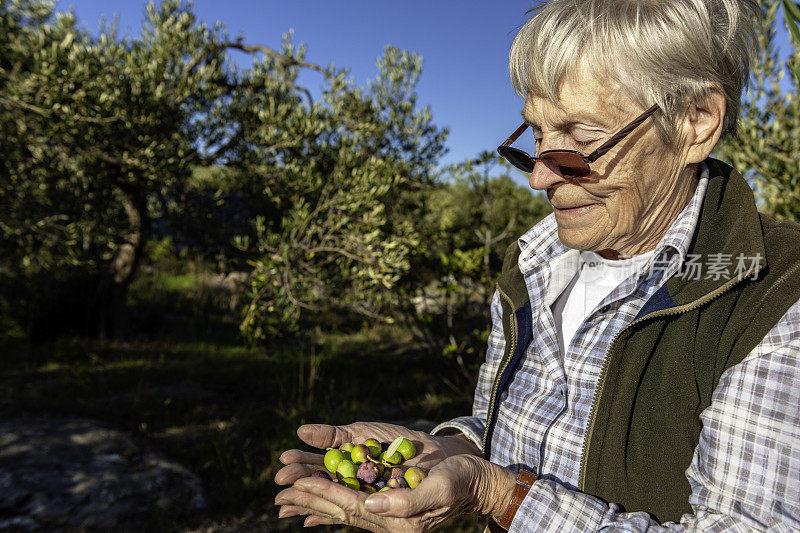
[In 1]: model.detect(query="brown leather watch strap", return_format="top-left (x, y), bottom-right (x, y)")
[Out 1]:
top-left (492, 469), bottom-right (537, 530)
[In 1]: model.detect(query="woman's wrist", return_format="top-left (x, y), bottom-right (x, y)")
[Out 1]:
top-left (447, 433), bottom-right (483, 456)
top-left (433, 430), bottom-right (483, 457)
top-left (474, 459), bottom-right (517, 517)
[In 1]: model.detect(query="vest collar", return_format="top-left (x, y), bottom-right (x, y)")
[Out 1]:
top-left (665, 158), bottom-right (767, 305)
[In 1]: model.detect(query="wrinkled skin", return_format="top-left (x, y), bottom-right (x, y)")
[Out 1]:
top-left (523, 64), bottom-right (725, 259)
top-left (274, 422), bottom-right (514, 531)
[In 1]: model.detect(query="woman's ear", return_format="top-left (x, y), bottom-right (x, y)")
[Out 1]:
top-left (683, 86), bottom-right (727, 164)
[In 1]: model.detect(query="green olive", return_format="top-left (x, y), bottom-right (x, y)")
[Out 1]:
top-left (336, 459), bottom-right (357, 480)
top-left (396, 438), bottom-right (416, 461)
top-left (339, 476), bottom-right (360, 490)
top-left (324, 448), bottom-right (345, 473)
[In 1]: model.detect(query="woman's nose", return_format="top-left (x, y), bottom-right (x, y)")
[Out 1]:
top-left (527, 134), bottom-right (569, 191)
top-left (528, 158), bottom-right (565, 191)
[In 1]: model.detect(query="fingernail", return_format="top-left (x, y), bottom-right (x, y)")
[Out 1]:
top-left (365, 494), bottom-right (388, 513)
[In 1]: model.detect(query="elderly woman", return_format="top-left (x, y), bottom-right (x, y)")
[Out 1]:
top-left (275, 0), bottom-right (800, 530)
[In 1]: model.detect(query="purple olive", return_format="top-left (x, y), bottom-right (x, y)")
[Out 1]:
top-left (386, 467), bottom-right (404, 480)
top-left (387, 477), bottom-right (407, 489)
top-left (357, 461), bottom-right (381, 484)
top-left (312, 469), bottom-right (332, 481)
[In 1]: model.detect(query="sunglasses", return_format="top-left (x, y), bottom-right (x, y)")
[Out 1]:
top-left (497, 104), bottom-right (660, 178)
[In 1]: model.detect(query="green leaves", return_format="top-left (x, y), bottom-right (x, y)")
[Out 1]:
top-left (237, 45), bottom-right (448, 341)
top-left (784, 0), bottom-right (800, 79)
top-left (718, 0), bottom-right (800, 221)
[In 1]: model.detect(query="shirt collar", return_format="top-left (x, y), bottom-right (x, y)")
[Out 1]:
top-left (649, 162), bottom-right (709, 270)
top-left (516, 163), bottom-right (710, 275)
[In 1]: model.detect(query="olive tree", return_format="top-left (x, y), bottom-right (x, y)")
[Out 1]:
top-left (717, 0), bottom-right (800, 220)
top-left (0, 0), bottom-right (379, 338)
top-left (239, 47), bottom-right (448, 340)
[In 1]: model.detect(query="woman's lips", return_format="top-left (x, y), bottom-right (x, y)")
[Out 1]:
top-left (552, 203), bottom-right (595, 215)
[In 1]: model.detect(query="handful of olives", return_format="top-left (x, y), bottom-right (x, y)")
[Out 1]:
top-left (313, 436), bottom-right (428, 493)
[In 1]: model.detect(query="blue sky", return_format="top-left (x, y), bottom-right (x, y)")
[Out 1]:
top-left (56, 0), bottom-right (536, 178)
top-left (55, 1), bottom-right (794, 184)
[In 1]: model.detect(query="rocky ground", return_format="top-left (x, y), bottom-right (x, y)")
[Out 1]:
top-left (0, 417), bottom-right (206, 531)
top-left (0, 418), bottom-right (443, 532)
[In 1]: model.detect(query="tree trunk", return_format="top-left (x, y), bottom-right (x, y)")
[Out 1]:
top-left (97, 190), bottom-right (149, 339)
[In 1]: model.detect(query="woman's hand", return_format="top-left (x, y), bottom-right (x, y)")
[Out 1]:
top-left (274, 421), bottom-right (481, 485)
top-left (275, 454), bottom-right (516, 531)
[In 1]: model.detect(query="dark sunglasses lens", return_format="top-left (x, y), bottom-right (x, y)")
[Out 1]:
top-left (497, 146), bottom-right (534, 173)
top-left (540, 152), bottom-right (591, 178)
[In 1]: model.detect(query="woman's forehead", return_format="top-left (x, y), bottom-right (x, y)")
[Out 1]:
top-left (522, 74), bottom-right (637, 129)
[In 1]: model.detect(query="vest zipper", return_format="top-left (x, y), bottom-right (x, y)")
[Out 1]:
top-left (577, 264), bottom-right (761, 491)
top-left (482, 284), bottom-right (519, 455)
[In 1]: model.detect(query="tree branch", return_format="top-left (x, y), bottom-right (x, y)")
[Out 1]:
top-left (221, 40), bottom-right (328, 105)
top-left (0, 95), bottom-right (122, 124)
top-left (282, 269), bottom-right (323, 312)
top-left (221, 40), bottom-right (330, 76)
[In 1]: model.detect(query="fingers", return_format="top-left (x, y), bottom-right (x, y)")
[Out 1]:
top-left (291, 478), bottom-right (388, 531)
top-left (304, 515), bottom-right (341, 527)
top-left (277, 504), bottom-right (340, 526)
top-left (296, 422), bottom-right (427, 456)
top-left (275, 483), bottom-right (349, 522)
top-left (365, 490), bottom-right (419, 518)
top-left (283, 477), bottom-right (428, 532)
top-left (274, 463), bottom-right (317, 485)
top-left (276, 504), bottom-right (304, 518)
top-left (279, 448), bottom-right (324, 466)
top-left (365, 477), bottom-right (447, 518)
top-left (298, 423), bottom-right (348, 449)
top-left (274, 449), bottom-right (324, 486)
top-left (307, 421), bottom-right (415, 446)
top-left (346, 422), bottom-right (426, 446)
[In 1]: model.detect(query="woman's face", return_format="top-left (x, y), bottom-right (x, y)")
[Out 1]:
top-left (523, 67), bottom-right (697, 258)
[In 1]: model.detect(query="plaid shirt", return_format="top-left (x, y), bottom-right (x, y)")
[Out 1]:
top-left (433, 166), bottom-right (800, 531)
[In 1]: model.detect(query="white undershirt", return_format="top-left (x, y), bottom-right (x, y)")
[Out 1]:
top-left (551, 250), bottom-right (655, 356)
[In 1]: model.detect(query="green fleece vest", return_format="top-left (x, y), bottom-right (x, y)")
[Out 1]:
top-left (486, 159), bottom-right (800, 522)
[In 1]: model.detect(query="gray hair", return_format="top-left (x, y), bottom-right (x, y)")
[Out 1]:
top-left (509, 0), bottom-right (759, 140)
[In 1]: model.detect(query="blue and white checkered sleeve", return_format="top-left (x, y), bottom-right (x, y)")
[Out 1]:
top-left (509, 296), bottom-right (800, 532)
top-left (432, 290), bottom-right (506, 450)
